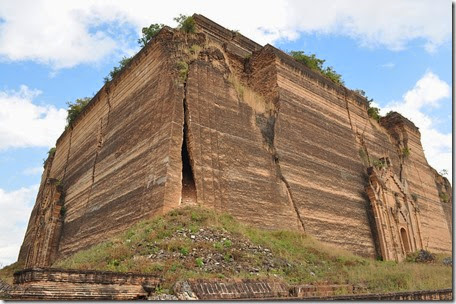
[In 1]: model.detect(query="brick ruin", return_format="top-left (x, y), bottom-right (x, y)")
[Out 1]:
top-left (17, 14), bottom-right (451, 271)
top-left (4, 268), bottom-right (452, 300)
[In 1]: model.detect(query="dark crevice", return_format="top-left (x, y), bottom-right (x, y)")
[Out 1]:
top-left (275, 156), bottom-right (306, 232)
top-left (62, 128), bottom-right (73, 182)
top-left (86, 93), bottom-right (112, 210)
top-left (181, 76), bottom-right (197, 205)
top-left (344, 88), bottom-right (354, 132)
top-left (257, 112), bottom-right (306, 232)
top-left (344, 88), bottom-right (382, 258)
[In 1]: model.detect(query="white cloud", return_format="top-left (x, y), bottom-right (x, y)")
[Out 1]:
top-left (0, 185), bottom-right (38, 266)
top-left (0, 85), bottom-right (67, 150)
top-left (0, 0), bottom-right (450, 68)
top-left (0, 1), bottom-right (119, 69)
top-left (381, 71), bottom-right (451, 181)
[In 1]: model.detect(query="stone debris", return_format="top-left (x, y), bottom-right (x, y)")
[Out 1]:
top-left (174, 281), bottom-right (198, 300)
top-left (143, 227), bottom-right (293, 275)
top-left (442, 257), bottom-right (452, 266)
top-left (147, 293), bottom-right (178, 300)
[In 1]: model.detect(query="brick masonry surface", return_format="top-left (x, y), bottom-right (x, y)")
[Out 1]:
top-left (5, 268), bottom-right (452, 300)
top-left (9, 268), bottom-right (160, 300)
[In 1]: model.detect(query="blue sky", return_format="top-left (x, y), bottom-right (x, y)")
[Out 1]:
top-left (0, 0), bottom-right (452, 266)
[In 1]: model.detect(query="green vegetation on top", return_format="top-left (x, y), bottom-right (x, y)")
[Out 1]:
top-left (64, 14), bottom-right (196, 129)
top-left (354, 89), bottom-right (381, 122)
top-left (51, 206), bottom-right (451, 293)
top-left (103, 14), bottom-right (195, 85)
top-left (138, 23), bottom-right (165, 47)
top-left (66, 97), bottom-right (91, 126)
top-left (43, 146), bottom-right (56, 166)
top-left (47, 147), bottom-right (56, 157)
top-left (174, 14), bottom-right (196, 33)
top-left (289, 51), bottom-right (344, 85)
top-left (103, 56), bottom-right (133, 84)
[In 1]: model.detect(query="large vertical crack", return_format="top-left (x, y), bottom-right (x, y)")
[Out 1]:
top-left (86, 90), bottom-right (112, 209)
top-left (62, 128), bottom-right (73, 181)
top-left (344, 88), bottom-right (355, 133)
top-left (180, 65), bottom-right (197, 205)
top-left (344, 88), bottom-right (382, 258)
top-left (257, 112), bottom-right (306, 232)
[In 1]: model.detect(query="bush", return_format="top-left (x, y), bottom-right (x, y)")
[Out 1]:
top-left (407, 250), bottom-right (435, 263)
top-left (66, 97), bottom-right (91, 126)
top-left (176, 60), bottom-right (189, 81)
top-left (372, 158), bottom-right (386, 170)
top-left (43, 147), bottom-right (56, 165)
top-left (367, 106), bottom-right (381, 122)
top-left (289, 51), bottom-right (344, 85)
top-left (402, 147), bottom-right (411, 158)
top-left (354, 89), bottom-right (382, 122)
top-left (104, 56), bottom-right (132, 83)
top-left (195, 257), bottom-right (204, 267)
top-left (174, 14), bottom-right (196, 33)
top-left (358, 148), bottom-right (369, 166)
top-left (60, 205), bottom-right (67, 217)
top-left (323, 66), bottom-right (344, 84)
top-left (47, 147), bottom-right (56, 157)
top-left (439, 192), bottom-right (450, 203)
top-left (138, 23), bottom-right (164, 47)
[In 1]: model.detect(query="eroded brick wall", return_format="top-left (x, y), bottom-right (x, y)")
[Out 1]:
top-left (18, 15), bottom-right (452, 267)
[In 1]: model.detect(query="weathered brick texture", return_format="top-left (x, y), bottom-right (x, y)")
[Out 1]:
top-left (18, 14), bottom-right (451, 269)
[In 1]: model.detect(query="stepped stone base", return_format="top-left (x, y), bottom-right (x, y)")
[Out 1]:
top-left (5, 268), bottom-right (452, 300)
top-left (10, 268), bottom-right (160, 300)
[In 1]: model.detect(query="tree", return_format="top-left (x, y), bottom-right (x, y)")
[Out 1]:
top-left (323, 66), bottom-right (344, 84)
top-left (173, 14), bottom-right (196, 33)
top-left (289, 51), bottom-right (344, 85)
top-left (354, 89), bottom-right (381, 122)
top-left (289, 51), bottom-right (325, 71)
top-left (367, 106), bottom-right (381, 122)
top-left (104, 56), bottom-right (132, 83)
top-left (66, 97), bottom-right (91, 126)
top-left (137, 23), bottom-right (164, 47)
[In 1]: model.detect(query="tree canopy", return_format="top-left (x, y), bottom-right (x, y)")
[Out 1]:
top-left (137, 23), bottom-right (165, 47)
top-left (174, 14), bottom-right (196, 33)
top-left (289, 51), bottom-right (344, 85)
top-left (66, 97), bottom-right (91, 126)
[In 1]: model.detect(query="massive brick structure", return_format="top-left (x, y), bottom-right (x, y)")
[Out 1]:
top-left (18, 15), bottom-right (451, 268)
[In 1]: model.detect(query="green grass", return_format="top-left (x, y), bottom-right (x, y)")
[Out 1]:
top-left (0, 261), bottom-right (23, 285)
top-left (52, 206), bottom-right (452, 293)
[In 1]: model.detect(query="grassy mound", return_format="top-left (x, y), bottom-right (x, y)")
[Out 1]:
top-left (0, 206), bottom-right (443, 294)
top-left (0, 262), bottom-right (23, 285)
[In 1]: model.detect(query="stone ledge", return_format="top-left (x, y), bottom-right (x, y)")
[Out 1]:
top-left (10, 268), bottom-right (160, 300)
top-left (380, 111), bottom-right (420, 134)
top-left (175, 278), bottom-right (290, 300)
top-left (14, 267), bottom-right (159, 285)
top-left (303, 288), bottom-right (453, 301)
top-left (7, 268), bottom-right (453, 300)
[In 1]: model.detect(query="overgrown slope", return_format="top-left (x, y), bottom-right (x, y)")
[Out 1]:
top-left (51, 207), bottom-right (450, 293)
